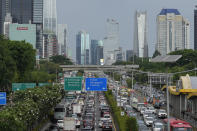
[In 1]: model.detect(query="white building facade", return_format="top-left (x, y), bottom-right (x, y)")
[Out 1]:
top-left (133, 11), bottom-right (148, 58)
top-left (156, 9), bottom-right (190, 56)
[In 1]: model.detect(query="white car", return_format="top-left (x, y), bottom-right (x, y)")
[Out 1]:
top-left (157, 109), bottom-right (167, 118)
top-left (152, 122), bottom-right (164, 131)
top-left (57, 120), bottom-right (64, 129)
top-left (140, 107), bottom-right (146, 115)
top-left (147, 106), bottom-right (156, 114)
top-left (75, 118), bottom-right (80, 128)
top-left (144, 117), bottom-right (154, 126)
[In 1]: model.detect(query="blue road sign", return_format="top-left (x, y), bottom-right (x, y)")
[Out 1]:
top-left (85, 78), bottom-right (107, 91)
top-left (0, 92), bottom-right (6, 105)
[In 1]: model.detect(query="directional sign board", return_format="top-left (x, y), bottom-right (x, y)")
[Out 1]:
top-left (0, 92), bottom-right (6, 105)
top-left (85, 78), bottom-right (107, 91)
top-left (38, 83), bottom-right (50, 87)
top-left (64, 77), bottom-right (82, 91)
top-left (12, 83), bottom-right (36, 91)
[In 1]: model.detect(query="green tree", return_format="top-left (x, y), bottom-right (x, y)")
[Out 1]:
top-left (8, 40), bottom-right (36, 81)
top-left (0, 40), bottom-right (17, 91)
top-left (152, 50), bottom-right (161, 58)
top-left (50, 55), bottom-right (73, 65)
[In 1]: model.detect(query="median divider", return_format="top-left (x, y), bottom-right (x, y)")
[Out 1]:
top-left (104, 90), bottom-right (138, 131)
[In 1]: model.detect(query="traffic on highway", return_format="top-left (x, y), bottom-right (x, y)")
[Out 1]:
top-left (44, 71), bottom-right (193, 131)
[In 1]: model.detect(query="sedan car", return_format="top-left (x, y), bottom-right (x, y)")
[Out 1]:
top-left (152, 122), bottom-right (164, 131)
top-left (144, 117), bottom-right (154, 126)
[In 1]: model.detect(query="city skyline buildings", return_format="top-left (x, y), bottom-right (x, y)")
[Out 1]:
top-left (76, 30), bottom-right (90, 65)
top-left (58, 24), bottom-right (68, 56)
top-left (43, 0), bottom-right (57, 35)
top-left (133, 11), bottom-right (148, 58)
top-left (156, 9), bottom-right (190, 56)
top-left (11, 0), bottom-right (33, 24)
top-left (103, 18), bottom-right (120, 65)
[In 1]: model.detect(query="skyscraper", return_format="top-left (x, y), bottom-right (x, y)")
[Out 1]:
top-left (0, 0), bottom-right (10, 34)
top-left (96, 40), bottom-right (104, 65)
top-left (194, 6), bottom-right (197, 50)
top-left (103, 19), bottom-right (120, 65)
top-left (126, 50), bottom-right (133, 61)
top-left (133, 11), bottom-right (148, 58)
top-left (156, 9), bottom-right (190, 56)
top-left (76, 31), bottom-right (90, 65)
top-left (11, 0), bottom-right (33, 24)
top-left (33, 0), bottom-right (43, 57)
top-left (91, 40), bottom-right (99, 65)
top-left (43, 0), bottom-right (57, 35)
top-left (58, 24), bottom-right (67, 55)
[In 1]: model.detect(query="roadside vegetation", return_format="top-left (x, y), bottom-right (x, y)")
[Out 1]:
top-left (113, 49), bottom-right (197, 84)
top-left (105, 90), bottom-right (138, 131)
top-left (0, 85), bottom-right (64, 131)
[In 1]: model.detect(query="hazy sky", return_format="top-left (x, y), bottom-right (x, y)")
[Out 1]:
top-left (57, 0), bottom-right (196, 59)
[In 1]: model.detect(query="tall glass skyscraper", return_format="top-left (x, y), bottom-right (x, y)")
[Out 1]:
top-left (156, 9), bottom-right (190, 56)
top-left (133, 11), bottom-right (148, 58)
top-left (58, 24), bottom-right (67, 56)
top-left (0, 0), bottom-right (11, 34)
top-left (11, 0), bottom-right (33, 23)
top-left (103, 18), bottom-right (120, 65)
top-left (43, 0), bottom-right (57, 35)
top-left (76, 31), bottom-right (90, 65)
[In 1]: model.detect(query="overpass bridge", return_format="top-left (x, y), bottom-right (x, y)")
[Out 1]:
top-left (60, 65), bottom-right (139, 71)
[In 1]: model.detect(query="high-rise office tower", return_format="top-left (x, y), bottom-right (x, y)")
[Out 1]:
top-left (133, 11), bottom-right (148, 58)
top-left (96, 40), bottom-right (104, 65)
top-left (76, 31), bottom-right (90, 65)
top-left (156, 9), bottom-right (190, 56)
top-left (103, 19), bottom-right (120, 65)
top-left (91, 40), bottom-right (99, 65)
top-left (126, 50), bottom-right (133, 62)
top-left (58, 24), bottom-right (67, 56)
top-left (43, 0), bottom-right (57, 35)
top-left (33, 0), bottom-right (43, 57)
top-left (194, 6), bottom-right (197, 50)
top-left (0, 0), bottom-right (11, 34)
top-left (90, 40), bottom-right (104, 65)
top-left (11, 0), bottom-right (33, 24)
top-left (3, 13), bottom-right (12, 38)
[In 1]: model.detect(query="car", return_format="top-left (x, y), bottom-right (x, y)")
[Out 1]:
top-left (48, 124), bottom-right (59, 131)
top-left (137, 120), bottom-right (145, 126)
top-left (138, 124), bottom-right (151, 131)
top-left (144, 117), bottom-right (154, 126)
top-left (102, 121), bottom-right (113, 130)
top-left (157, 109), bottom-right (167, 118)
top-left (140, 107), bottom-right (147, 115)
top-left (56, 120), bottom-right (64, 129)
top-left (146, 106), bottom-right (156, 114)
top-left (152, 122), bottom-right (164, 131)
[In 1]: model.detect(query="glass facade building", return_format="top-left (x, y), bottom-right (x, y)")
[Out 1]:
top-left (43, 0), bottom-right (57, 34)
top-left (9, 23), bottom-right (36, 48)
top-left (11, 0), bottom-right (33, 23)
top-left (156, 9), bottom-right (190, 55)
top-left (133, 11), bottom-right (148, 58)
top-left (76, 31), bottom-right (90, 65)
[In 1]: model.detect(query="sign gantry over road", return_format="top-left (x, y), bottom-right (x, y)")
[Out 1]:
top-left (64, 77), bottom-right (83, 91)
top-left (85, 78), bottom-right (107, 91)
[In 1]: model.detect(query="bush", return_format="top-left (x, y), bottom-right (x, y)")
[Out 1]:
top-left (105, 90), bottom-right (138, 131)
top-left (0, 85), bottom-right (63, 131)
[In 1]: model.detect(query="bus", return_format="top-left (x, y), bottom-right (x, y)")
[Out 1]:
top-left (163, 118), bottom-right (192, 131)
top-left (54, 104), bottom-right (66, 121)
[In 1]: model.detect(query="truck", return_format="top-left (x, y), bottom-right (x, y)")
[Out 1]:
top-left (72, 104), bottom-right (82, 116)
top-left (64, 117), bottom-right (76, 131)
